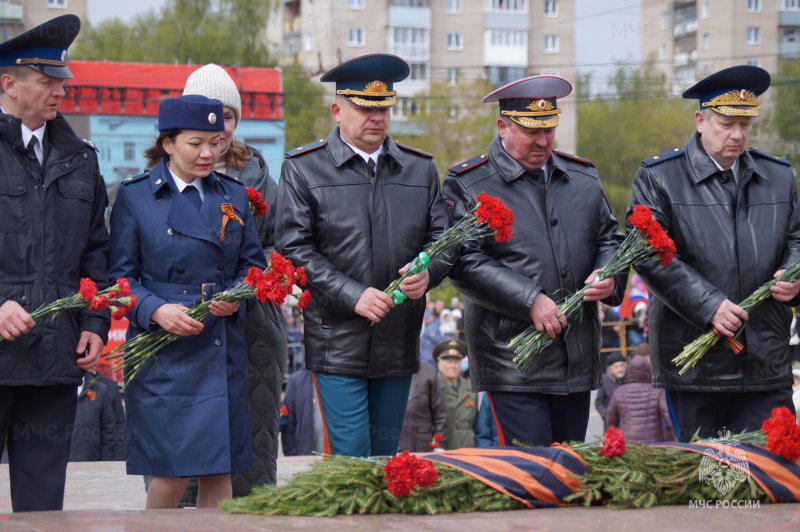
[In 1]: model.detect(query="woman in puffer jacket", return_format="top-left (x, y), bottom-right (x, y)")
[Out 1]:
top-left (606, 355), bottom-right (674, 443)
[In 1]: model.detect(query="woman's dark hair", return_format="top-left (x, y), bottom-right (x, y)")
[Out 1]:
top-left (143, 130), bottom-right (179, 170)
top-left (222, 138), bottom-right (255, 171)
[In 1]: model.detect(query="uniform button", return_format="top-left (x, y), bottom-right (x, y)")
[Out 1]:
top-left (20, 295), bottom-right (27, 302)
top-left (216, 263), bottom-right (224, 271)
top-left (550, 219), bottom-right (558, 226)
top-left (84, 153), bottom-right (89, 159)
top-left (167, 228), bottom-right (175, 236)
top-left (214, 339), bottom-right (222, 346)
top-left (182, 290), bottom-right (188, 295)
top-left (17, 185), bottom-right (23, 191)
top-left (224, 195), bottom-right (231, 201)
top-left (176, 267), bottom-right (185, 274)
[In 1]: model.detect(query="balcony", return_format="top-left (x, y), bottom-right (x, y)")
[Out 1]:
top-left (283, 31), bottom-right (301, 56)
top-left (779, 40), bottom-right (800, 57)
top-left (779, 10), bottom-right (800, 27)
top-left (0, 4), bottom-right (23, 21)
top-left (673, 19), bottom-right (697, 36)
top-left (485, 12), bottom-right (529, 30)
top-left (673, 50), bottom-right (697, 67)
top-left (387, 6), bottom-right (431, 28)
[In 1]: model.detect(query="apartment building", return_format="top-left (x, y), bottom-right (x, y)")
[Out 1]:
top-left (272, 0), bottom-right (577, 153)
top-left (641, 0), bottom-right (800, 93)
top-left (0, 0), bottom-right (87, 42)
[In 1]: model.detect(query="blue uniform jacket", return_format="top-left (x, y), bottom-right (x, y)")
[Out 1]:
top-left (108, 158), bottom-right (266, 477)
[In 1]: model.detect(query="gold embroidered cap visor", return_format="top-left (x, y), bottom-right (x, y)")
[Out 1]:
top-left (320, 53), bottom-right (410, 109)
top-left (483, 75), bottom-right (572, 129)
top-left (0, 14), bottom-right (81, 79)
top-left (682, 65), bottom-right (771, 117)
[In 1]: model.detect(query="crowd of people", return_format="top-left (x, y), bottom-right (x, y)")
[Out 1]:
top-left (3, 14), bottom-right (800, 514)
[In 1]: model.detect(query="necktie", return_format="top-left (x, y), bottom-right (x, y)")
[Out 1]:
top-left (182, 186), bottom-right (202, 210)
top-left (367, 158), bottom-right (376, 178)
top-left (27, 136), bottom-right (41, 166)
top-left (720, 169), bottom-right (738, 205)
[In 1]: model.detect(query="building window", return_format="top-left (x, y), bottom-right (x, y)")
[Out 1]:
top-left (347, 27), bottom-right (365, 47)
top-left (747, 59), bottom-right (762, 67)
top-left (123, 142), bottom-right (135, 162)
top-left (348, 0), bottom-right (364, 9)
top-left (782, 0), bottom-right (800, 10)
top-left (488, 66), bottom-right (525, 86)
top-left (544, 34), bottom-right (559, 53)
top-left (409, 63), bottom-right (428, 81)
top-left (659, 43), bottom-right (667, 59)
top-left (447, 0), bottom-right (462, 13)
top-left (702, 64), bottom-right (709, 75)
top-left (391, 0), bottom-right (428, 6)
top-left (785, 28), bottom-right (800, 42)
top-left (305, 33), bottom-right (313, 52)
top-left (447, 67), bottom-right (460, 85)
top-left (446, 32), bottom-right (463, 50)
top-left (490, 29), bottom-right (526, 47)
top-left (746, 0), bottom-right (761, 12)
top-left (391, 27), bottom-right (429, 58)
top-left (486, 0), bottom-right (527, 13)
top-left (703, 33), bottom-right (710, 50)
top-left (660, 12), bottom-right (668, 29)
top-left (47, 0), bottom-right (67, 6)
top-left (701, 1), bottom-right (710, 18)
top-left (544, 0), bottom-right (558, 17)
top-left (746, 27), bottom-right (761, 44)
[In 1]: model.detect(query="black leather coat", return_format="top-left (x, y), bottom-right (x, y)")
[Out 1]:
top-left (276, 129), bottom-right (451, 377)
top-left (628, 132), bottom-right (800, 392)
top-left (0, 112), bottom-right (109, 386)
top-left (443, 136), bottom-right (625, 393)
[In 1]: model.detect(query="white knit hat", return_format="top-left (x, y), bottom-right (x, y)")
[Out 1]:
top-left (183, 64), bottom-right (242, 127)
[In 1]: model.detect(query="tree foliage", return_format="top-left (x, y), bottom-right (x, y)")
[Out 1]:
top-left (281, 63), bottom-right (332, 151)
top-left (767, 57), bottom-right (800, 170)
top-left (577, 61), bottom-right (695, 221)
top-left (74, 0), bottom-right (275, 66)
top-left (392, 79), bottom-right (498, 178)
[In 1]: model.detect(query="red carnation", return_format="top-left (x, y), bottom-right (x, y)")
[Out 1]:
top-left (246, 186), bottom-right (268, 217)
top-left (244, 266), bottom-right (265, 287)
top-left (474, 192), bottom-right (514, 242)
top-left (298, 290), bottom-right (312, 309)
top-left (280, 404), bottom-right (289, 416)
top-left (761, 407), bottom-right (800, 460)
top-left (295, 267), bottom-right (308, 286)
top-left (79, 278), bottom-right (98, 301)
top-left (599, 426), bottom-right (626, 457)
top-left (381, 450), bottom-right (438, 497)
top-left (88, 295), bottom-right (109, 312)
top-left (116, 277), bottom-right (131, 296)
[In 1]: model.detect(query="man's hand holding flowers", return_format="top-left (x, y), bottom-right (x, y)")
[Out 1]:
top-left (581, 269), bottom-right (616, 302)
top-left (354, 287), bottom-right (395, 324)
top-left (709, 299), bottom-right (748, 338)
top-left (151, 304), bottom-right (204, 336)
top-left (770, 268), bottom-right (800, 302)
top-left (75, 331), bottom-right (104, 371)
top-left (0, 300), bottom-right (35, 341)
top-left (530, 292), bottom-right (565, 340)
top-left (398, 262), bottom-right (430, 301)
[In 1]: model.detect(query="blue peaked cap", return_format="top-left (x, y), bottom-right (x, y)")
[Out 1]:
top-left (0, 15), bottom-right (80, 79)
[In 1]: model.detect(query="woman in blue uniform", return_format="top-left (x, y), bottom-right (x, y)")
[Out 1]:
top-left (108, 95), bottom-right (266, 509)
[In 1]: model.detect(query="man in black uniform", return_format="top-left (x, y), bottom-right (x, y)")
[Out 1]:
top-left (443, 76), bottom-right (625, 446)
top-left (0, 15), bottom-right (110, 511)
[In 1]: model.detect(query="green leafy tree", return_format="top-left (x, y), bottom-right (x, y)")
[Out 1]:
top-left (281, 63), bottom-right (332, 150)
top-left (74, 0), bottom-right (275, 66)
top-left (392, 79), bottom-right (498, 178)
top-left (577, 60), bottom-right (694, 221)
top-left (767, 57), bottom-right (800, 170)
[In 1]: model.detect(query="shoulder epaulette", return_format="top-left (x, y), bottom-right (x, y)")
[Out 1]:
top-left (449, 154), bottom-right (489, 175)
top-left (641, 147), bottom-right (684, 167)
top-left (396, 142), bottom-right (433, 158)
top-left (80, 137), bottom-right (99, 152)
top-left (553, 150), bottom-right (593, 166)
top-left (749, 147), bottom-right (792, 167)
top-left (285, 139), bottom-right (327, 158)
top-left (121, 172), bottom-right (149, 185)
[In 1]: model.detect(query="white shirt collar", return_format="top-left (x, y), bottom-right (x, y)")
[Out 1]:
top-left (340, 136), bottom-right (383, 165)
top-left (168, 167), bottom-right (205, 200)
top-left (709, 155), bottom-right (739, 182)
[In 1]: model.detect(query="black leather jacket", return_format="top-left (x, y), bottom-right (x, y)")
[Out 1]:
top-left (275, 128), bottom-right (451, 377)
top-left (0, 112), bottom-right (110, 386)
top-left (628, 132), bottom-right (800, 392)
top-left (443, 136), bottom-right (625, 393)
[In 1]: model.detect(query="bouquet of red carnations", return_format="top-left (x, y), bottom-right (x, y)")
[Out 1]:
top-left (672, 258), bottom-right (800, 375)
top-left (104, 251), bottom-right (310, 386)
top-left (385, 191), bottom-right (514, 306)
top-left (0, 278), bottom-right (136, 342)
top-left (510, 205), bottom-right (677, 372)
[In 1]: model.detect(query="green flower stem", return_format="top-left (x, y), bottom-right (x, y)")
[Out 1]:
top-left (511, 227), bottom-right (661, 372)
top-left (673, 258), bottom-right (800, 374)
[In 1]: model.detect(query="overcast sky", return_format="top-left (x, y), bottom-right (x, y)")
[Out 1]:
top-left (88, 0), bottom-right (641, 94)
